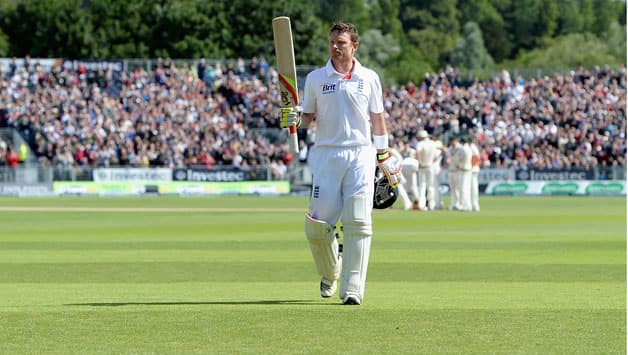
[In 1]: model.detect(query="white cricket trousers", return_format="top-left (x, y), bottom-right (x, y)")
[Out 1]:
top-left (432, 167), bottom-right (442, 208)
top-left (459, 170), bottom-right (472, 211)
top-left (307, 145), bottom-right (376, 300)
top-left (417, 167), bottom-right (434, 209)
top-left (471, 171), bottom-right (480, 211)
top-left (307, 145), bottom-right (376, 222)
top-left (448, 170), bottom-right (460, 210)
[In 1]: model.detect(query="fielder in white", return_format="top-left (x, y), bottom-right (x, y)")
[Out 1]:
top-left (415, 130), bottom-right (440, 210)
top-left (469, 137), bottom-right (481, 211)
top-left (431, 136), bottom-right (445, 209)
top-left (280, 22), bottom-right (401, 305)
top-left (399, 142), bottom-right (420, 209)
top-left (447, 137), bottom-right (462, 210)
top-left (458, 136), bottom-right (473, 211)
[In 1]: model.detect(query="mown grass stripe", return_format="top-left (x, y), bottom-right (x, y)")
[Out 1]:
top-left (0, 309), bottom-right (624, 354)
top-left (0, 207), bottom-right (304, 212)
top-left (0, 261), bottom-right (623, 283)
top-left (0, 240), bottom-right (623, 250)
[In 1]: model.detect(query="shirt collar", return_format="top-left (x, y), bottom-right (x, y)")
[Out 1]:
top-left (326, 58), bottom-right (362, 78)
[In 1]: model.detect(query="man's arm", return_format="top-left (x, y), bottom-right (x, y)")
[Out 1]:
top-left (371, 112), bottom-right (387, 154)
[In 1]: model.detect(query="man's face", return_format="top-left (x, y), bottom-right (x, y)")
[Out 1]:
top-left (329, 30), bottom-right (357, 62)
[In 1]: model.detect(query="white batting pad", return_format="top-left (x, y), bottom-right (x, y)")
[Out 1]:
top-left (304, 213), bottom-right (341, 282)
top-left (339, 195), bottom-right (372, 301)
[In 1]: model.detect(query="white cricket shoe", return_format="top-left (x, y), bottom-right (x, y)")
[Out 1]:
top-left (342, 294), bottom-right (361, 305)
top-left (320, 279), bottom-right (337, 298)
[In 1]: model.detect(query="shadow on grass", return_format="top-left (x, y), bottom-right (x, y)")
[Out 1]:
top-left (64, 300), bottom-right (336, 307)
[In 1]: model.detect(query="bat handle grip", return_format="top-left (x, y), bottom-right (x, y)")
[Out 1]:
top-left (288, 125), bottom-right (299, 154)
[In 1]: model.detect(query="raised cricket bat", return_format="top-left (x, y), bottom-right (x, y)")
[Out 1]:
top-left (272, 16), bottom-right (300, 154)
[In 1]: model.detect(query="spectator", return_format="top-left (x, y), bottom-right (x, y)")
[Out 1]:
top-left (6, 146), bottom-right (18, 168)
top-left (271, 159), bottom-right (287, 180)
top-left (18, 142), bottom-right (28, 163)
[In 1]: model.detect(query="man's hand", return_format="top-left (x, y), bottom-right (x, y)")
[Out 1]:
top-left (280, 106), bottom-right (302, 128)
top-left (377, 150), bottom-right (401, 188)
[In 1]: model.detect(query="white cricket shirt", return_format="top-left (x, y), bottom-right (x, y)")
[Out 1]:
top-left (459, 144), bottom-right (473, 171)
top-left (415, 139), bottom-right (440, 169)
top-left (302, 59), bottom-right (384, 147)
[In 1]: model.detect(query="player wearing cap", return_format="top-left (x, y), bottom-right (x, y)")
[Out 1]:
top-left (415, 130), bottom-right (440, 210)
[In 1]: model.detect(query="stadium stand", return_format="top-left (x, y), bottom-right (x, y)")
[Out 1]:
top-left (0, 58), bottom-right (625, 180)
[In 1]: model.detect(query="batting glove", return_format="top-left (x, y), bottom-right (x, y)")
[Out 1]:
top-left (377, 150), bottom-right (402, 188)
top-left (280, 106), bottom-right (302, 128)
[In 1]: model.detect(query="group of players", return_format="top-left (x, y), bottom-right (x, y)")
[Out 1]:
top-left (393, 130), bottom-right (481, 212)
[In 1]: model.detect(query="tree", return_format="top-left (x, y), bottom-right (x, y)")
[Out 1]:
top-left (287, 6), bottom-right (328, 65)
top-left (221, 0), bottom-right (325, 64)
top-left (508, 0), bottom-right (558, 53)
top-left (387, 45), bottom-right (433, 85)
top-left (399, 0), bottom-right (459, 69)
top-left (516, 32), bottom-right (619, 68)
top-left (536, 0), bottom-right (559, 39)
top-left (458, 0), bottom-right (511, 62)
top-left (604, 22), bottom-right (627, 64)
top-left (4, 0), bottom-right (90, 57)
top-left (225, 0), bottom-right (286, 59)
top-left (0, 29), bottom-right (8, 57)
top-left (618, 1), bottom-right (626, 26)
top-left (581, 0), bottom-right (596, 34)
top-left (316, 0), bottom-right (370, 31)
top-left (357, 28), bottom-right (400, 71)
top-left (0, 0), bottom-right (12, 56)
top-left (406, 27), bottom-right (448, 69)
top-left (370, 0), bottom-right (404, 41)
top-left (592, 0), bottom-right (615, 36)
top-left (399, 0), bottom-right (458, 35)
top-left (85, 0), bottom-right (153, 58)
top-left (556, 0), bottom-right (583, 34)
top-left (146, 0), bottom-right (228, 59)
top-left (449, 22), bottom-right (494, 69)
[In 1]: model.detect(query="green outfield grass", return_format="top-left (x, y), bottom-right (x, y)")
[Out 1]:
top-left (0, 195), bottom-right (625, 354)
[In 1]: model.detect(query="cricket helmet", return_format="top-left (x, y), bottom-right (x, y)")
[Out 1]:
top-left (373, 169), bottom-right (398, 209)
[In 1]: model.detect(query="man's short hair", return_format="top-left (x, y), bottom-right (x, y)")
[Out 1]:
top-left (330, 22), bottom-right (359, 43)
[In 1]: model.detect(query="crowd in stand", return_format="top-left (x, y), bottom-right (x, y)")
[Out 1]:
top-left (384, 65), bottom-right (626, 171)
top-left (0, 56), bottom-right (625, 179)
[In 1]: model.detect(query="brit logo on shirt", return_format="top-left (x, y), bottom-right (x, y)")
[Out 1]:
top-left (358, 79), bottom-right (364, 93)
top-left (321, 83), bottom-right (336, 95)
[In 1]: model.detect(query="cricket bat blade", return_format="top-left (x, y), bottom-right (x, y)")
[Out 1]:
top-left (272, 16), bottom-right (300, 154)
